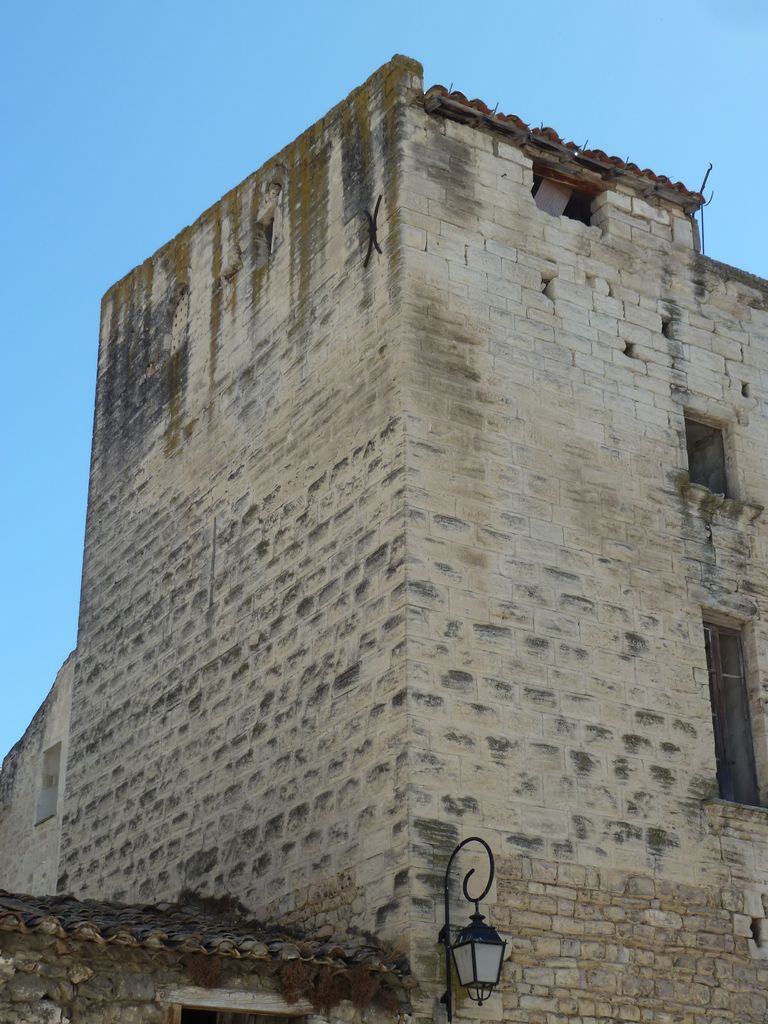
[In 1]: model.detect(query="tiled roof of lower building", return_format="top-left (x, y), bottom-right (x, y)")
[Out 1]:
top-left (0, 890), bottom-right (407, 974)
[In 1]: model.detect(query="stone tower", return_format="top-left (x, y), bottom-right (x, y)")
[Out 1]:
top-left (4, 54), bottom-right (768, 1023)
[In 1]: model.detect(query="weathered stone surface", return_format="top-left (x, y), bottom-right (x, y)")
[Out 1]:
top-left (0, 656), bottom-right (73, 894)
top-left (3, 52), bottom-right (768, 1022)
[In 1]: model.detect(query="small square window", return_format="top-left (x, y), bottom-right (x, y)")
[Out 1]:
top-left (685, 418), bottom-right (728, 495)
top-left (532, 174), bottom-right (593, 225)
top-left (704, 623), bottom-right (759, 806)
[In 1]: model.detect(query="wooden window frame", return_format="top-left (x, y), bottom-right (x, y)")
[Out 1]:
top-left (160, 986), bottom-right (314, 1023)
top-left (704, 622), bottom-right (759, 806)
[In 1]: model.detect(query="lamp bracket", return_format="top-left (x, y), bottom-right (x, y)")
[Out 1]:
top-left (439, 836), bottom-right (497, 1023)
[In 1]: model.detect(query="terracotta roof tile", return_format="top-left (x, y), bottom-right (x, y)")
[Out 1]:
top-left (425, 85), bottom-right (703, 207)
top-left (0, 891), bottom-right (407, 975)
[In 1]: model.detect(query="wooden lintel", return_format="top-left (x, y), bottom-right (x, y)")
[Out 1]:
top-left (156, 985), bottom-right (314, 1015)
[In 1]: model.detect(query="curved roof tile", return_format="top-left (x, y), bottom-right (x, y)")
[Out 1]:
top-left (425, 85), bottom-right (703, 205)
top-left (0, 891), bottom-right (408, 975)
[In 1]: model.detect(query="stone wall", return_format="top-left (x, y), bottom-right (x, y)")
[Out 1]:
top-left (0, 930), bottom-right (404, 1024)
top-left (55, 55), bottom-right (423, 937)
top-left (4, 54), bottom-right (768, 1023)
top-left (0, 654), bottom-right (73, 894)
top-left (395, 93), bottom-right (768, 1021)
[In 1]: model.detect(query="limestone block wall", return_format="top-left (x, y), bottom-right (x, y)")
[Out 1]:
top-left (5, 54), bottom-right (768, 1022)
top-left (395, 99), bottom-right (768, 1021)
top-left (0, 931), bottom-right (404, 1024)
top-left (55, 56), bottom-right (423, 939)
top-left (0, 655), bottom-right (73, 894)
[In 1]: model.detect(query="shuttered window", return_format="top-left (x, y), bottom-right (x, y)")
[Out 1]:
top-left (704, 623), bottom-right (759, 806)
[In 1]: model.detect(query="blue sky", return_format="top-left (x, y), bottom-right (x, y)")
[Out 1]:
top-left (2, 0), bottom-right (767, 757)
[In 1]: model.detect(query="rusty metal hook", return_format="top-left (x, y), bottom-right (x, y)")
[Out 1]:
top-left (363, 194), bottom-right (383, 268)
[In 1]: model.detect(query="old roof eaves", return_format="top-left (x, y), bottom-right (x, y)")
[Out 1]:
top-left (0, 890), bottom-right (408, 977)
top-left (424, 87), bottom-right (704, 212)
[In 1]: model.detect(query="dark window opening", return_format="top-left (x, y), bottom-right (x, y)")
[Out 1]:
top-left (253, 218), bottom-right (274, 270)
top-left (704, 622), bottom-right (759, 806)
top-left (532, 175), bottom-right (593, 225)
top-left (35, 742), bottom-right (61, 825)
top-left (685, 418), bottom-right (728, 495)
top-left (751, 918), bottom-right (764, 946)
top-left (181, 1010), bottom-right (296, 1023)
top-left (742, 382), bottom-right (751, 398)
top-left (623, 341), bottom-right (637, 359)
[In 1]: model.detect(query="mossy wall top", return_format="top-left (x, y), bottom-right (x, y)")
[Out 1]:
top-left (60, 57), bottom-right (422, 938)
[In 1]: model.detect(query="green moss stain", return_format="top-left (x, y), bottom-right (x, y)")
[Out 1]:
top-left (688, 773), bottom-right (719, 800)
top-left (382, 65), bottom-right (406, 300)
top-left (649, 765), bottom-right (675, 790)
top-left (139, 258), bottom-right (154, 381)
top-left (248, 171), bottom-right (266, 309)
top-left (164, 347), bottom-right (185, 455)
top-left (570, 750), bottom-right (597, 776)
top-left (226, 190), bottom-right (241, 314)
top-left (288, 129), bottom-right (330, 320)
top-left (209, 205), bottom-right (223, 389)
top-left (646, 826), bottom-right (678, 857)
top-left (170, 228), bottom-right (191, 290)
top-left (413, 818), bottom-right (459, 859)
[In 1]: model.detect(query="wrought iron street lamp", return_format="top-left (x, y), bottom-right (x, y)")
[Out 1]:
top-left (439, 836), bottom-right (506, 1021)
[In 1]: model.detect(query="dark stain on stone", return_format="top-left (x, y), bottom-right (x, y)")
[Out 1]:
top-left (544, 567), bottom-right (579, 583)
top-left (287, 803), bottom-right (309, 830)
top-left (506, 833), bottom-right (544, 852)
top-left (474, 623), bottom-right (512, 642)
top-left (673, 719), bottom-right (697, 737)
top-left (559, 594), bottom-right (595, 615)
top-left (408, 580), bottom-right (441, 601)
top-left (333, 663), bottom-right (360, 692)
top-left (586, 725), bottom-right (612, 743)
top-left (635, 710), bottom-right (664, 727)
top-left (264, 814), bottom-right (283, 839)
top-left (414, 817), bottom-right (459, 854)
top-left (650, 765), bottom-right (675, 790)
top-left (573, 815), bottom-right (592, 839)
top-left (524, 687), bottom-right (556, 706)
top-left (487, 736), bottom-right (518, 756)
top-left (375, 900), bottom-right (399, 929)
top-left (441, 670), bottom-right (474, 690)
top-left (433, 514), bottom-right (470, 532)
top-left (184, 848), bottom-right (218, 879)
top-left (607, 820), bottom-right (642, 844)
top-left (622, 734), bottom-right (651, 754)
top-left (442, 795), bottom-right (479, 817)
top-left (624, 632), bottom-right (648, 655)
top-left (445, 731), bottom-right (475, 748)
top-left (570, 750), bottom-right (598, 776)
top-left (413, 691), bottom-right (444, 709)
top-left (365, 544), bottom-right (389, 571)
top-left (646, 826), bottom-right (678, 856)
